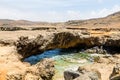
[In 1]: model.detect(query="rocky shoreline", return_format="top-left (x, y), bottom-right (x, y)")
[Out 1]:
top-left (0, 29), bottom-right (119, 80)
top-left (0, 11), bottom-right (120, 80)
top-left (16, 30), bottom-right (120, 58)
top-left (0, 46), bottom-right (55, 80)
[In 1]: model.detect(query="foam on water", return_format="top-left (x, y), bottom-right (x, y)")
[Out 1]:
top-left (24, 49), bottom-right (92, 79)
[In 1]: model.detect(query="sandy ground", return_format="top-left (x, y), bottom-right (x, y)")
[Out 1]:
top-left (82, 63), bottom-right (114, 80)
top-left (0, 29), bottom-right (119, 41)
top-left (0, 31), bottom-right (48, 40)
top-left (0, 46), bottom-right (29, 80)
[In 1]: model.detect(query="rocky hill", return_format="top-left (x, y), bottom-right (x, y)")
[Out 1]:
top-left (0, 11), bottom-right (120, 28)
top-left (65, 11), bottom-right (120, 28)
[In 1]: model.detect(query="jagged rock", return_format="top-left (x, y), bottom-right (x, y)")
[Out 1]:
top-left (105, 34), bottom-right (120, 47)
top-left (16, 31), bottom-right (120, 58)
top-left (64, 67), bottom-right (101, 80)
top-left (35, 58), bottom-right (55, 80)
top-left (4, 58), bottom-right (55, 80)
top-left (0, 27), bottom-right (27, 31)
top-left (110, 63), bottom-right (120, 80)
top-left (6, 71), bottom-right (23, 80)
top-left (16, 31), bottom-right (82, 58)
top-left (23, 58), bottom-right (55, 80)
top-left (0, 39), bottom-right (15, 46)
top-left (64, 70), bottom-right (80, 80)
top-left (84, 46), bottom-right (107, 54)
top-left (16, 31), bottom-right (102, 58)
top-left (24, 73), bottom-right (42, 80)
top-left (77, 67), bottom-right (101, 80)
top-left (16, 35), bottom-right (44, 58)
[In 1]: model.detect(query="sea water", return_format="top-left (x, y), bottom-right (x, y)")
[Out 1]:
top-left (24, 49), bottom-right (92, 79)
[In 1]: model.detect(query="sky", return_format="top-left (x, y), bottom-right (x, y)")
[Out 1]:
top-left (0, 0), bottom-right (120, 22)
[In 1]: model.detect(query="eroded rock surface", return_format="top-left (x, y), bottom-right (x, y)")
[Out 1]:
top-left (16, 31), bottom-right (120, 58)
top-left (64, 67), bottom-right (101, 80)
top-left (110, 63), bottom-right (120, 80)
top-left (0, 46), bottom-right (55, 80)
top-left (0, 11), bottom-right (120, 80)
top-left (64, 70), bottom-right (80, 80)
top-left (64, 54), bottom-right (120, 80)
top-left (6, 58), bottom-right (55, 80)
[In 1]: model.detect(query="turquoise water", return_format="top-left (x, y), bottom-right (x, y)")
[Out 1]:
top-left (24, 49), bottom-right (93, 65)
top-left (24, 49), bottom-right (93, 79)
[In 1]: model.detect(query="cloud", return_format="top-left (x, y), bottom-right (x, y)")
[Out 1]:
top-left (0, 3), bottom-right (120, 22)
top-left (89, 5), bottom-right (120, 18)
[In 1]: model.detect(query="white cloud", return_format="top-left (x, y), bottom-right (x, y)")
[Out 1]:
top-left (89, 5), bottom-right (120, 18)
top-left (0, 4), bottom-right (120, 22)
top-left (0, 6), bottom-right (33, 20)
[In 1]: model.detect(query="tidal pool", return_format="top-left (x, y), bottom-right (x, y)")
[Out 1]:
top-left (24, 49), bottom-right (93, 80)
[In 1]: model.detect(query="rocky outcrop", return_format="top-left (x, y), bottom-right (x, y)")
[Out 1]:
top-left (110, 63), bottom-right (120, 80)
top-left (16, 31), bottom-right (104, 58)
top-left (24, 58), bottom-right (55, 80)
top-left (0, 39), bottom-right (15, 46)
top-left (64, 70), bottom-right (80, 80)
top-left (16, 36), bottom-right (44, 58)
top-left (63, 54), bottom-right (120, 80)
top-left (83, 46), bottom-right (107, 54)
top-left (0, 27), bottom-right (27, 31)
top-left (16, 31), bottom-right (85, 58)
top-left (105, 34), bottom-right (120, 47)
top-left (64, 67), bottom-right (101, 80)
top-left (16, 31), bottom-right (120, 58)
top-left (0, 45), bottom-right (55, 80)
top-left (5, 58), bottom-right (55, 80)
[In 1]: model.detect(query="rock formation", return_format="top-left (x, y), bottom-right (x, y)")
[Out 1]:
top-left (64, 67), bottom-right (101, 80)
top-left (6, 58), bottom-right (55, 80)
top-left (110, 63), bottom-right (120, 80)
top-left (0, 11), bottom-right (120, 80)
top-left (16, 31), bottom-right (120, 58)
top-left (0, 46), bottom-right (55, 80)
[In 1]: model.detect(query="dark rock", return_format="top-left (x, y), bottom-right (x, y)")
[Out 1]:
top-left (110, 63), bottom-right (120, 80)
top-left (16, 36), bottom-right (44, 58)
top-left (0, 39), bottom-right (15, 46)
top-left (64, 67), bottom-right (101, 80)
top-left (84, 46), bottom-right (107, 54)
top-left (64, 70), bottom-right (80, 80)
top-left (0, 27), bottom-right (27, 31)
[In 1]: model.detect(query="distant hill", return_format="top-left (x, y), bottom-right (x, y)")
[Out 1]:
top-left (0, 11), bottom-right (120, 28)
top-left (65, 11), bottom-right (120, 28)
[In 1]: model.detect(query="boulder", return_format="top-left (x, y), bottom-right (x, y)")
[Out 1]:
top-left (64, 70), bottom-right (80, 80)
top-left (64, 67), bottom-right (101, 80)
top-left (5, 58), bottom-right (55, 80)
top-left (110, 63), bottom-right (120, 80)
top-left (84, 46), bottom-right (107, 54)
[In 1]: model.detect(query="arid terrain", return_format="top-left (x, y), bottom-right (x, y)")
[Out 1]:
top-left (0, 11), bottom-right (120, 80)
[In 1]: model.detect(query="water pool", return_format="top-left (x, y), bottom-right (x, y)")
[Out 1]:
top-left (24, 49), bottom-right (93, 79)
